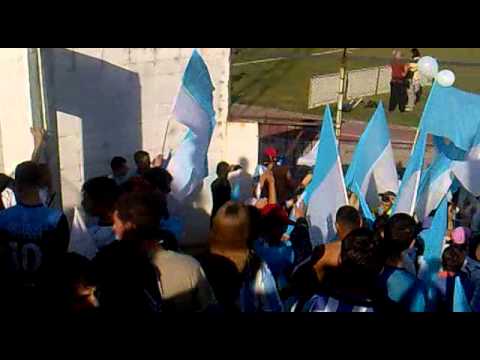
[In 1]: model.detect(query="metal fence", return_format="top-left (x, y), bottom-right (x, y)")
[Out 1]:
top-left (308, 66), bottom-right (392, 109)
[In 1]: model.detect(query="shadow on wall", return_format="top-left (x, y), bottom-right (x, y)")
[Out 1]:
top-left (43, 48), bottom-right (142, 182)
top-left (229, 157), bottom-right (253, 203)
top-left (179, 182), bottom-right (211, 255)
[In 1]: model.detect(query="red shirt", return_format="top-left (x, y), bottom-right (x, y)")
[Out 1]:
top-left (391, 61), bottom-right (407, 81)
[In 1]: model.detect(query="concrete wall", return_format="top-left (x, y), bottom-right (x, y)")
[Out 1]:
top-left (226, 121), bottom-right (259, 176)
top-left (41, 48), bottom-right (231, 247)
top-left (0, 49), bottom-right (35, 175)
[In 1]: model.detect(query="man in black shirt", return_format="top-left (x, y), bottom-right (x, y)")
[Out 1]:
top-left (210, 162), bottom-right (232, 222)
top-left (0, 161), bottom-right (69, 311)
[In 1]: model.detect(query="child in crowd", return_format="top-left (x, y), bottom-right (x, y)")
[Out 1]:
top-left (433, 245), bottom-right (473, 312)
top-left (377, 214), bottom-right (428, 312)
top-left (254, 204), bottom-right (295, 293)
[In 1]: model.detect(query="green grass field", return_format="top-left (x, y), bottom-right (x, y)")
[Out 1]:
top-left (231, 48), bottom-right (480, 127)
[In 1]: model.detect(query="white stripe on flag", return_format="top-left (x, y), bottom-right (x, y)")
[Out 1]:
top-left (360, 142), bottom-right (399, 208)
top-left (173, 86), bottom-right (211, 137)
top-left (416, 169), bottom-right (453, 222)
top-left (394, 169), bottom-right (421, 215)
top-left (307, 160), bottom-right (347, 246)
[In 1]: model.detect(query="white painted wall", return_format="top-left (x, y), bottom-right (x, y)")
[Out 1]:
top-left (0, 49), bottom-right (35, 175)
top-left (0, 48), bottom-right (255, 248)
top-left (41, 48), bottom-right (231, 247)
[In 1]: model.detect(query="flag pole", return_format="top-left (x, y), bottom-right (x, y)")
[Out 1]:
top-left (161, 114), bottom-right (172, 157)
top-left (335, 48), bottom-right (348, 139)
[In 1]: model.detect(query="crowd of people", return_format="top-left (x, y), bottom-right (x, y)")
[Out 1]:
top-left (389, 48), bottom-right (423, 113)
top-left (0, 127), bottom-right (479, 314)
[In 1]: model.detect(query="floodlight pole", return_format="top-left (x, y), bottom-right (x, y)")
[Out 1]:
top-left (335, 48), bottom-right (348, 139)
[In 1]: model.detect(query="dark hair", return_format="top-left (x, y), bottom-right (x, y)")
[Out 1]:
top-left (111, 156), bottom-right (127, 171)
top-left (60, 252), bottom-right (96, 288)
top-left (373, 214), bottom-right (389, 234)
top-left (43, 252), bottom-right (97, 312)
top-left (115, 192), bottom-right (165, 240)
top-left (82, 177), bottom-right (120, 209)
top-left (143, 167), bottom-right (173, 194)
top-left (340, 228), bottom-right (385, 279)
top-left (336, 206), bottom-right (361, 230)
top-left (442, 245), bottom-right (466, 273)
top-left (121, 176), bottom-right (155, 194)
top-left (15, 161), bottom-right (41, 188)
top-left (134, 151), bottom-right (150, 165)
top-left (383, 213), bottom-right (417, 257)
top-left (468, 234), bottom-right (480, 260)
top-left (411, 48), bottom-right (421, 58)
top-left (246, 205), bottom-right (261, 249)
top-left (216, 161), bottom-right (230, 178)
top-left (0, 174), bottom-right (14, 192)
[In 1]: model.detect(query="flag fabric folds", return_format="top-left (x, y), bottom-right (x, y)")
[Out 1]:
top-left (303, 106), bottom-right (348, 246)
top-left (418, 195), bottom-right (448, 297)
top-left (345, 102), bottom-right (398, 211)
top-left (453, 276), bottom-right (473, 312)
top-left (68, 207), bottom-right (97, 260)
top-left (415, 152), bottom-right (454, 222)
top-left (167, 49), bottom-right (216, 201)
top-left (297, 141), bottom-right (318, 167)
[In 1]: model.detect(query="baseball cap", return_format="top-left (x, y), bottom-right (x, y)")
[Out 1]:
top-left (260, 204), bottom-right (295, 226)
top-left (263, 147), bottom-right (278, 160)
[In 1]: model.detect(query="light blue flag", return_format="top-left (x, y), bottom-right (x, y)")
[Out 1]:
top-left (418, 195), bottom-right (448, 309)
top-left (451, 123), bottom-right (480, 197)
top-left (419, 195), bottom-right (448, 279)
top-left (421, 83), bottom-right (480, 153)
top-left (394, 130), bottom-right (428, 215)
top-left (415, 152), bottom-right (454, 222)
top-left (167, 49), bottom-right (216, 201)
top-left (397, 82), bottom-right (480, 216)
top-left (303, 106), bottom-right (348, 246)
top-left (353, 182), bottom-right (375, 228)
top-left (453, 276), bottom-right (472, 312)
top-left (345, 102), bottom-right (398, 211)
top-left (394, 82), bottom-right (438, 215)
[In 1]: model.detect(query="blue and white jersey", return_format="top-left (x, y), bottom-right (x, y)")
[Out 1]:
top-left (239, 256), bottom-right (283, 313)
top-left (296, 293), bottom-right (375, 313)
top-left (0, 203), bottom-right (69, 283)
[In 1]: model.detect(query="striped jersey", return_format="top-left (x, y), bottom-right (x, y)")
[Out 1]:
top-left (294, 293), bottom-right (375, 313)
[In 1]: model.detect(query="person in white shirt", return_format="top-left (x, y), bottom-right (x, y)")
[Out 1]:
top-left (81, 177), bottom-right (121, 253)
top-left (0, 174), bottom-right (16, 209)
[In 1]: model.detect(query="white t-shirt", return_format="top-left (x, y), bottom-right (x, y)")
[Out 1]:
top-left (228, 169), bottom-right (253, 203)
top-left (152, 250), bottom-right (216, 312)
top-left (1, 188), bottom-right (16, 209)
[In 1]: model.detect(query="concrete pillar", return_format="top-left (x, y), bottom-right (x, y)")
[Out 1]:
top-left (0, 49), bottom-right (35, 175)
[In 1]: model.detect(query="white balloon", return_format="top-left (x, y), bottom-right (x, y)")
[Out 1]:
top-left (436, 69), bottom-right (456, 87)
top-left (418, 56), bottom-right (439, 79)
